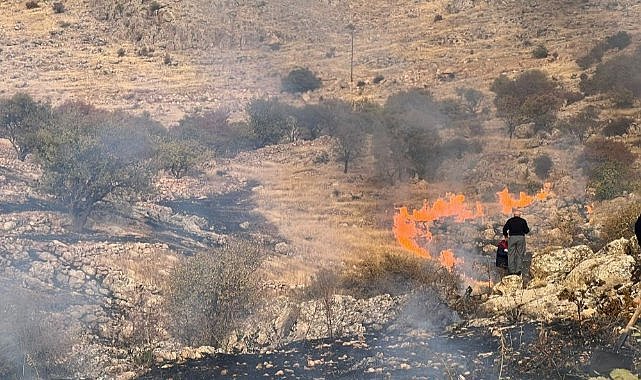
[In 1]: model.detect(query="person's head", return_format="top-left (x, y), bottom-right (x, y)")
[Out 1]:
top-left (513, 208), bottom-right (522, 217)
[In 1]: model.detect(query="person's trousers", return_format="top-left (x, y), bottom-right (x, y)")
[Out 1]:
top-left (508, 235), bottom-right (526, 274)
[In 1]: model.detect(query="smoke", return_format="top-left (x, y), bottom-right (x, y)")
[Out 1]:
top-left (0, 277), bottom-right (77, 379)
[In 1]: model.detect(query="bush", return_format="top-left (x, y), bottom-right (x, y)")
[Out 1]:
top-left (281, 67), bottom-right (321, 93)
top-left (580, 51), bottom-right (641, 99)
top-left (25, 0), bottom-right (39, 9)
top-left (532, 45), bottom-right (548, 59)
top-left (175, 109), bottom-right (253, 157)
top-left (602, 117), bottom-right (633, 137)
top-left (0, 92), bottom-right (53, 161)
top-left (117, 47), bottom-right (126, 57)
top-left (342, 251), bottom-right (461, 298)
top-left (598, 200), bottom-right (641, 244)
top-left (533, 154), bottom-right (553, 179)
top-left (163, 53), bottom-right (172, 65)
top-left (246, 98), bottom-right (295, 147)
top-left (165, 241), bottom-right (262, 346)
top-left (52, 1), bottom-right (65, 13)
top-left (576, 32), bottom-right (631, 69)
top-left (605, 31), bottom-right (631, 50)
top-left (0, 283), bottom-right (76, 379)
top-left (588, 161), bottom-right (633, 200)
top-left (155, 138), bottom-right (206, 178)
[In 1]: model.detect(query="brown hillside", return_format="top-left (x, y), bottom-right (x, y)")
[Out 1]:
top-left (1, 0), bottom-right (640, 124)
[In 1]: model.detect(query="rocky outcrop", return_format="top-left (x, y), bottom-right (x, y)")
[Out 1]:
top-left (485, 237), bottom-right (640, 319)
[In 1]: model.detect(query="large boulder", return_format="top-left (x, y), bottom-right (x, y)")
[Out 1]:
top-left (530, 245), bottom-right (594, 283)
top-left (564, 254), bottom-right (635, 288)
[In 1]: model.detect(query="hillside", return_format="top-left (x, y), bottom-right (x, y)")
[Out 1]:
top-left (1, 0), bottom-right (641, 379)
top-left (2, 0), bottom-right (641, 123)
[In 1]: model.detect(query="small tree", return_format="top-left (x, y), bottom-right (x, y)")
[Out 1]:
top-left (533, 154), bottom-right (553, 179)
top-left (156, 138), bottom-right (206, 178)
top-left (455, 87), bottom-right (484, 114)
top-left (37, 104), bottom-right (157, 231)
top-left (563, 106), bottom-right (600, 143)
top-left (246, 98), bottom-right (295, 147)
top-left (0, 92), bottom-right (53, 161)
top-left (324, 100), bottom-right (368, 173)
top-left (165, 241), bottom-right (262, 346)
top-left (490, 70), bottom-right (563, 139)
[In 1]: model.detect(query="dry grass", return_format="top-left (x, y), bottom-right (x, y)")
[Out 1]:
top-left (2, 0), bottom-right (640, 125)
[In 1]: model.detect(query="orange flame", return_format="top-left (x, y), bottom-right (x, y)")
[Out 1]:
top-left (393, 186), bottom-right (553, 270)
top-left (393, 193), bottom-right (484, 263)
top-left (496, 182), bottom-right (552, 214)
top-left (439, 249), bottom-right (463, 271)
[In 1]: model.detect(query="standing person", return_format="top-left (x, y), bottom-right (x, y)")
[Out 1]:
top-left (503, 208), bottom-right (530, 275)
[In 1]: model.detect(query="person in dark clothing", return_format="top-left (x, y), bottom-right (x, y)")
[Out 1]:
top-left (496, 237), bottom-right (509, 269)
top-left (503, 208), bottom-right (530, 275)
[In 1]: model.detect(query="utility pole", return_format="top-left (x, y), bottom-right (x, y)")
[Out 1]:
top-left (347, 23), bottom-right (355, 83)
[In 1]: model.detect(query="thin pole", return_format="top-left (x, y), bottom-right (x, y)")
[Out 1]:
top-left (350, 29), bottom-right (354, 83)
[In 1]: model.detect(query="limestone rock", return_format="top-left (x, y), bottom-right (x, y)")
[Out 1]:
top-left (492, 275), bottom-right (523, 296)
top-left (530, 245), bottom-right (594, 283)
top-left (564, 254), bottom-right (635, 288)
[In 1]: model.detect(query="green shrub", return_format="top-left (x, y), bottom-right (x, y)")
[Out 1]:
top-left (155, 138), bottom-right (206, 178)
top-left (246, 98), bottom-right (295, 147)
top-left (281, 67), bottom-right (321, 93)
top-left (165, 241), bottom-right (262, 346)
top-left (589, 161), bottom-right (632, 200)
top-left (117, 47), bottom-right (126, 57)
top-left (175, 109), bottom-right (253, 157)
top-left (533, 154), bottom-right (553, 179)
top-left (576, 31), bottom-right (631, 69)
top-left (0, 92), bottom-right (54, 161)
top-left (52, 1), bottom-right (65, 13)
top-left (605, 31), bottom-right (631, 50)
top-left (25, 0), bottom-right (39, 9)
top-left (532, 45), bottom-right (548, 59)
top-left (490, 70), bottom-right (563, 138)
top-left (602, 117), bottom-right (633, 137)
top-left (580, 51), bottom-right (641, 99)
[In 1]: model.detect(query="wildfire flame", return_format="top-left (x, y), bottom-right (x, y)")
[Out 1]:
top-left (393, 185), bottom-right (552, 271)
top-left (393, 193), bottom-right (484, 269)
top-left (496, 182), bottom-right (552, 214)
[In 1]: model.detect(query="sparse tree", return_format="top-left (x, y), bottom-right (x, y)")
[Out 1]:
top-left (246, 98), bottom-right (295, 147)
top-left (490, 70), bottom-right (563, 139)
top-left (324, 100), bottom-right (369, 174)
top-left (37, 103), bottom-right (157, 231)
top-left (0, 92), bottom-right (53, 161)
top-left (455, 87), bottom-right (484, 114)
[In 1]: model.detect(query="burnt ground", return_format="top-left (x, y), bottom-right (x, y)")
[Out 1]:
top-left (138, 321), bottom-right (641, 380)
